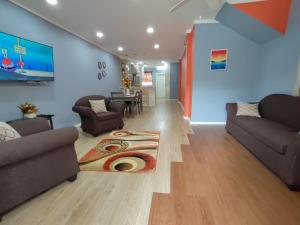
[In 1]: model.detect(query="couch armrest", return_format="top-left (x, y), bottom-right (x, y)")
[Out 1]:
top-left (286, 138), bottom-right (300, 185)
top-left (9, 118), bottom-right (51, 136)
top-left (0, 127), bottom-right (79, 168)
top-left (226, 103), bottom-right (237, 121)
top-left (107, 101), bottom-right (126, 116)
top-left (72, 106), bottom-right (97, 118)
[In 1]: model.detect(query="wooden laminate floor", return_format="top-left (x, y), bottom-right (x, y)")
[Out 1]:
top-left (149, 125), bottom-right (300, 225)
top-left (3, 100), bottom-right (300, 225)
top-left (2, 100), bottom-right (192, 225)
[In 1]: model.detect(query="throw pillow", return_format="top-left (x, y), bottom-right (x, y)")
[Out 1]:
top-left (0, 122), bottom-right (21, 142)
top-left (236, 103), bottom-right (261, 118)
top-left (89, 100), bottom-right (107, 113)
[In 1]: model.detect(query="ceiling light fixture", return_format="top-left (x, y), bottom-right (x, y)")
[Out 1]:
top-left (147, 27), bottom-right (154, 34)
top-left (118, 46), bottom-right (124, 52)
top-left (96, 32), bottom-right (104, 38)
top-left (46, 0), bottom-right (58, 5)
top-left (154, 44), bottom-right (160, 49)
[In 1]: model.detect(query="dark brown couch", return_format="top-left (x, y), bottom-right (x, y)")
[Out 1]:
top-left (0, 118), bottom-right (79, 221)
top-left (226, 94), bottom-right (300, 190)
top-left (72, 95), bottom-right (126, 136)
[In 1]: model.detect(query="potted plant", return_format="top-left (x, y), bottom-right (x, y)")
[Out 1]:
top-left (18, 102), bottom-right (39, 119)
top-left (122, 77), bottom-right (132, 96)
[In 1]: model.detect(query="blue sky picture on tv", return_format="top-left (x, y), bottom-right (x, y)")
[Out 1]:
top-left (0, 32), bottom-right (54, 81)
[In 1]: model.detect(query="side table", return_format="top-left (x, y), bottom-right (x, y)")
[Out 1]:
top-left (37, 114), bottom-right (55, 129)
top-left (7, 114), bottom-right (55, 129)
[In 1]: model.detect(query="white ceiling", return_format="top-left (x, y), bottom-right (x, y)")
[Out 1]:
top-left (9, 0), bottom-right (261, 65)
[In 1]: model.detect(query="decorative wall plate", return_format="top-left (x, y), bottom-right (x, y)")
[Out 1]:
top-left (98, 62), bottom-right (102, 70)
top-left (97, 72), bottom-right (102, 80)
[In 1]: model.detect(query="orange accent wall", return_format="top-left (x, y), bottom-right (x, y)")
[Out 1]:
top-left (184, 29), bottom-right (194, 118)
top-left (178, 59), bottom-right (182, 104)
top-left (234, 0), bottom-right (292, 34)
top-left (178, 28), bottom-right (195, 118)
top-left (180, 50), bottom-right (187, 108)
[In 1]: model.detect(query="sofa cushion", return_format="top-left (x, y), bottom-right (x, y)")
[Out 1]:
top-left (0, 122), bottom-right (21, 142)
top-left (259, 94), bottom-right (300, 131)
top-left (97, 112), bottom-right (119, 121)
top-left (89, 99), bottom-right (107, 113)
top-left (234, 117), bottom-right (298, 154)
top-left (237, 103), bottom-right (261, 118)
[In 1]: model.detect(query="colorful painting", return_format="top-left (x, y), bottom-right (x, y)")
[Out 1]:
top-left (142, 72), bottom-right (153, 87)
top-left (0, 32), bottom-right (54, 81)
top-left (210, 49), bottom-right (228, 71)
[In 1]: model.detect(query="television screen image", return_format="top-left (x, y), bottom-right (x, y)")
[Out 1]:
top-left (0, 32), bottom-right (54, 81)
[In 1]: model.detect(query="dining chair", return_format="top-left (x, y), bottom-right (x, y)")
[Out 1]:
top-left (134, 91), bottom-right (143, 114)
top-left (138, 90), bottom-right (143, 113)
top-left (111, 91), bottom-right (134, 116)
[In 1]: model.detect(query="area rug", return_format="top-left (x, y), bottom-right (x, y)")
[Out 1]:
top-left (79, 130), bottom-right (160, 173)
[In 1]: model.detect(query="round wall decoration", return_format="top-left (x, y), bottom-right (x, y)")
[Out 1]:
top-left (97, 61), bottom-right (107, 80)
top-left (97, 72), bottom-right (102, 80)
top-left (98, 62), bottom-right (102, 70)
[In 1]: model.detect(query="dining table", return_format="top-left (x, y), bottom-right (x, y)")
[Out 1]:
top-left (111, 93), bottom-right (139, 117)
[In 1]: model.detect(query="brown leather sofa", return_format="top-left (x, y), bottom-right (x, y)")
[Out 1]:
top-left (226, 94), bottom-right (300, 191)
top-left (72, 95), bottom-right (126, 136)
top-left (0, 118), bottom-right (79, 221)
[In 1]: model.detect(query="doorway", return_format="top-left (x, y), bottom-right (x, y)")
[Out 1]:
top-left (155, 73), bottom-right (166, 99)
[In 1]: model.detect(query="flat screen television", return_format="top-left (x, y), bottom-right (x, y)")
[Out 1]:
top-left (0, 32), bottom-right (54, 81)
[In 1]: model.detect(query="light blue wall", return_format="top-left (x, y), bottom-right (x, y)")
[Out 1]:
top-left (170, 63), bottom-right (179, 99)
top-left (191, 23), bottom-right (261, 122)
top-left (0, 0), bottom-right (121, 128)
top-left (255, 0), bottom-right (300, 99)
top-left (191, 0), bottom-right (300, 122)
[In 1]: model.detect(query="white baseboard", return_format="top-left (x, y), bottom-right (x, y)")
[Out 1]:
top-left (74, 123), bottom-right (81, 128)
top-left (176, 101), bottom-right (225, 125)
top-left (190, 122), bottom-right (226, 125)
top-left (178, 101), bottom-right (184, 111)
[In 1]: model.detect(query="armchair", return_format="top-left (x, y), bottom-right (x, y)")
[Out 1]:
top-left (72, 95), bottom-right (126, 136)
top-left (0, 118), bottom-right (79, 221)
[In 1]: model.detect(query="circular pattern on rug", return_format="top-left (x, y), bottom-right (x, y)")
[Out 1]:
top-left (111, 131), bottom-right (132, 137)
top-left (96, 139), bottom-right (129, 153)
top-left (103, 152), bottom-right (156, 172)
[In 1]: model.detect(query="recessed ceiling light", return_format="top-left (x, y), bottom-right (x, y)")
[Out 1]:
top-left (118, 46), bottom-right (124, 52)
top-left (147, 27), bottom-right (154, 34)
top-left (96, 32), bottom-right (104, 38)
top-left (139, 61), bottom-right (143, 65)
top-left (46, 0), bottom-right (58, 5)
top-left (154, 44), bottom-right (160, 49)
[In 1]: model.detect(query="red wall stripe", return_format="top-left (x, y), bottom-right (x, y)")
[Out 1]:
top-left (234, 0), bottom-right (292, 34)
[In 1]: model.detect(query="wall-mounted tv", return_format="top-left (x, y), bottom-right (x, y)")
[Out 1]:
top-left (0, 32), bottom-right (54, 81)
